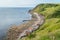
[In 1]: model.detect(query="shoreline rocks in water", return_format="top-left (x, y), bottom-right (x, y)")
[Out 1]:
top-left (6, 11), bottom-right (45, 40)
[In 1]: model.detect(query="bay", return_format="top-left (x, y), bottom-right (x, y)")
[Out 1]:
top-left (0, 7), bottom-right (32, 40)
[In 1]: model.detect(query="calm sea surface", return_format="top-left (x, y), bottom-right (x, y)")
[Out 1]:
top-left (0, 7), bottom-right (33, 40)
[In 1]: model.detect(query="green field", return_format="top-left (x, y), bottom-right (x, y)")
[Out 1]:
top-left (21, 4), bottom-right (60, 40)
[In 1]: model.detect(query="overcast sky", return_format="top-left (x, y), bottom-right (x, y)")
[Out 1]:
top-left (0, 0), bottom-right (60, 7)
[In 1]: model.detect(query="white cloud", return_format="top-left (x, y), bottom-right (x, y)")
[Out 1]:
top-left (0, 0), bottom-right (40, 7)
top-left (0, 0), bottom-right (59, 7)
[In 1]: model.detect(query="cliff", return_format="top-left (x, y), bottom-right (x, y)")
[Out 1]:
top-left (6, 4), bottom-right (60, 40)
top-left (20, 4), bottom-right (60, 40)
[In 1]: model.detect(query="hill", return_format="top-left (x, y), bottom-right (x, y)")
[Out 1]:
top-left (20, 4), bottom-right (60, 40)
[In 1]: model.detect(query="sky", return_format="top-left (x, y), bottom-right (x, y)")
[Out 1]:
top-left (0, 0), bottom-right (60, 7)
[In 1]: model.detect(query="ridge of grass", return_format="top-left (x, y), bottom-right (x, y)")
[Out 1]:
top-left (20, 4), bottom-right (60, 40)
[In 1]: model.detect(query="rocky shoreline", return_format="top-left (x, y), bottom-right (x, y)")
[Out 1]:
top-left (6, 11), bottom-right (45, 40)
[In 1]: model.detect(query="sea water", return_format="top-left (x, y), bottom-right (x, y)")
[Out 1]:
top-left (0, 7), bottom-right (32, 40)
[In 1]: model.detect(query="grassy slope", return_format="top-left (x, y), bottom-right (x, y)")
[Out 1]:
top-left (21, 4), bottom-right (60, 40)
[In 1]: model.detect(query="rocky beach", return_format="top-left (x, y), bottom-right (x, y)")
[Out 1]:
top-left (6, 10), bottom-right (45, 40)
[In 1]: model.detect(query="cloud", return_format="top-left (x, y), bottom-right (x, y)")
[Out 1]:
top-left (0, 0), bottom-right (59, 7)
top-left (0, 0), bottom-right (41, 7)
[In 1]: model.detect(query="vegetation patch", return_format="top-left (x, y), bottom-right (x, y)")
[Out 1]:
top-left (21, 4), bottom-right (60, 40)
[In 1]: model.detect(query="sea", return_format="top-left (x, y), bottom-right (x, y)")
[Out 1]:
top-left (0, 7), bottom-right (33, 40)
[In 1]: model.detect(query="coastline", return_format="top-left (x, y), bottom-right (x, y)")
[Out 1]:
top-left (6, 10), bottom-right (45, 40)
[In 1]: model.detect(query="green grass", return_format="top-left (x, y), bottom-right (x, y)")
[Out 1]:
top-left (20, 4), bottom-right (60, 40)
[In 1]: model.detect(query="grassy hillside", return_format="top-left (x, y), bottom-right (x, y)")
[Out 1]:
top-left (21, 4), bottom-right (60, 40)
